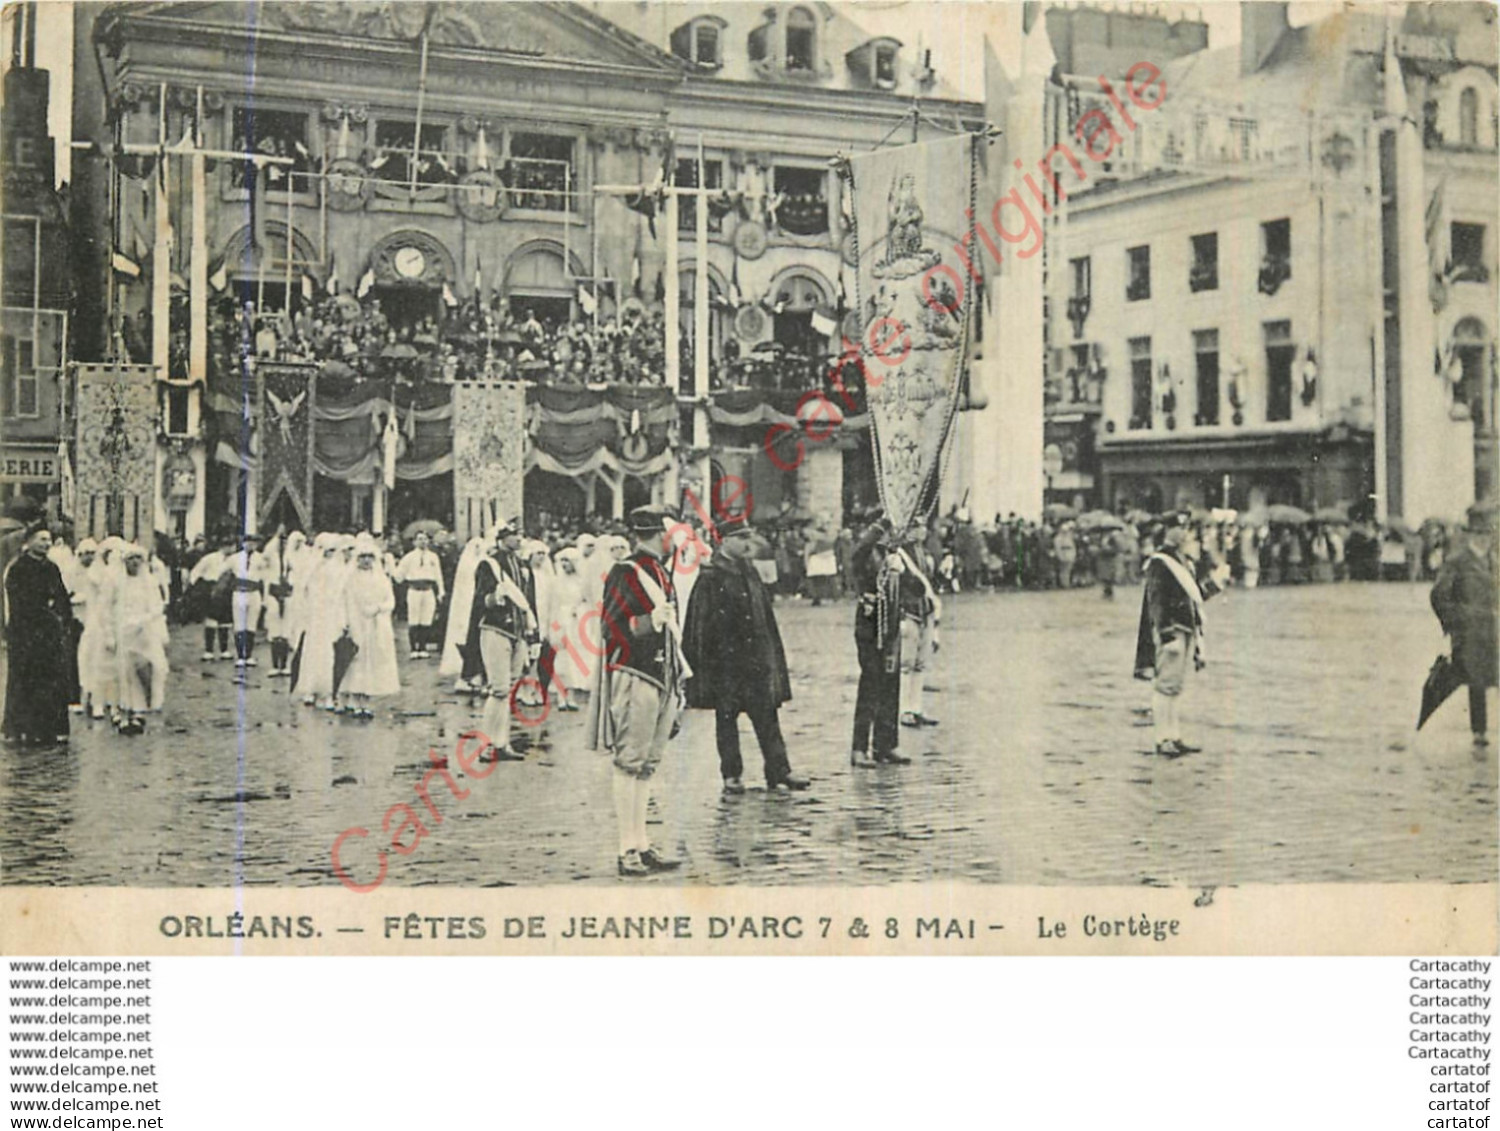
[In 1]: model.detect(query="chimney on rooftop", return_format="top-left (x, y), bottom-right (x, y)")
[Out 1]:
top-left (1240, 2), bottom-right (1289, 76)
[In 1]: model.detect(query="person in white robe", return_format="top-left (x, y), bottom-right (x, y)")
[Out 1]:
top-left (341, 533), bottom-right (400, 715)
top-left (85, 538), bottom-right (126, 720)
top-left (263, 529), bottom-right (302, 677)
top-left (396, 532), bottom-right (445, 659)
top-left (64, 538), bottom-right (97, 713)
top-left (547, 547), bottom-right (588, 710)
top-left (439, 536), bottom-right (487, 690)
top-left (110, 544), bottom-right (169, 736)
top-left (296, 533), bottom-right (347, 709)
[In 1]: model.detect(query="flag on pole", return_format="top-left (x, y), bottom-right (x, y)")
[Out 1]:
top-left (209, 260), bottom-right (228, 291)
top-left (577, 283), bottom-right (596, 316)
top-left (302, 274), bottom-right (315, 302)
top-left (58, 439), bottom-right (74, 520)
top-left (327, 253), bottom-right (339, 295)
top-left (357, 268), bottom-right (376, 298)
top-left (810, 305), bottom-right (837, 337)
top-left (473, 253), bottom-right (483, 301)
top-left (442, 282), bottom-right (458, 308)
top-left (403, 399), bottom-right (417, 443)
top-left (631, 252), bottom-right (642, 298)
top-left (112, 250), bottom-right (141, 278)
top-left (1426, 177), bottom-right (1452, 309)
top-left (382, 410), bottom-right (400, 492)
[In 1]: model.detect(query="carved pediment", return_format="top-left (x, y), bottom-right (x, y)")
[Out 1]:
top-left (109, 2), bottom-right (680, 73)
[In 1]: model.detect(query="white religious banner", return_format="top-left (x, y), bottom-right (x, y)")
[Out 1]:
top-left (73, 363), bottom-right (159, 542)
top-left (452, 380), bottom-right (527, 542)
top-left (841, 133), bottom-right (979, 535)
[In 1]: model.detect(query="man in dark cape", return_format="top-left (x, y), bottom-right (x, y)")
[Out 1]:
top-left (681, 515), bottom-right (808, 794)
top-left (1430, 504), bottom-right (1498, 745)
top-left (467, 520), bottom-right (537, 762)
top-left (3, 523), bottom-right (71, 746)
top-left (1133, 524), bottom-right (1222, 757)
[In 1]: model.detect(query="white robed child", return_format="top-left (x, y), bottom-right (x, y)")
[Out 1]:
top-left (111, 544), bottom-right (169, 736)
top-left (341, 533), bottom-right (401, 716)
top-left (296, 533), bottom-right (347, 709)
top-left (439, 536), bottom-right (487, 691)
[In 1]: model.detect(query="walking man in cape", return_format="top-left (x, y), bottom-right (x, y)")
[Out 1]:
top-left (681, 513), bottom-right (809, 795)
top-left (1430, 503), bottom-right (1497, 746)
top-left (1133, 523), bottom-right (1222, 757)
top-left (468, 519), bottom-right (538, 763)
top-left (585, 505), bottom-right (686, 876)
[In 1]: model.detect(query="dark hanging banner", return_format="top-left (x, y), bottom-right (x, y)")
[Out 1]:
top-left (257, 361), bottom-right (318, 530)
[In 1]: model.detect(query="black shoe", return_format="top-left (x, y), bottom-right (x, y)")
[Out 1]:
top-left (872, 750), bottom-right (911, 765)
top-left (768, 774), bottom-right (811, 791)
top-left (617, 850), bottom-right (649, 877)
top-left (899, 712), bottom-right (922, 728)
top-left (479, 745), bottom-right (524, 764)
top-left (639, 847), bottom-right (681, 872)
top-left (917, 714), bottom-right (940, 727)
top-left (1174, 741), bottom-right (1202, 754)
top-left (1474, 733), bottom-right (1491, 747)
top-left (1155, 740), bottom-right (1188, 758)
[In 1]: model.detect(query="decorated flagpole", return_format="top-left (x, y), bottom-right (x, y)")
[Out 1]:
top-left (693, 133), bottom-right (711, 509)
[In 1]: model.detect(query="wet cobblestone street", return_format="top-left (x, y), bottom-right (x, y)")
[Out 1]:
top-left (1, 582), bottom-right (1493, 888)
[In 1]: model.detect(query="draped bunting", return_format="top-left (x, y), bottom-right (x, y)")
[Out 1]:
top-left (207, 358), bottom-right (866, 505)
top-left (844, 133), bottom-right (979, 535)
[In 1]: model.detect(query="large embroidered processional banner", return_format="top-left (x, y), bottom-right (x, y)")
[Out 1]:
top-left (452, 380), bottom-right (526, 542)
top-left (73, 363), bottom-right (158, 542)
top-left (842, 133), bottom-right (979, 536)
top-left (256, 361), bottom-right (317, 531)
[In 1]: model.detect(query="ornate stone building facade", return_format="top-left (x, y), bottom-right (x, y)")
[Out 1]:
top-left (68, 1), bottom-right (984, 538)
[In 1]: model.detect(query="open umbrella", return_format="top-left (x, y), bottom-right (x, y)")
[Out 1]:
top-left (1239, 506), bottom-right (1270, 528)
top-left (380, 342), bottom-right (419, 360)
top-left (1043, 503), bottom-right (1078, 523)
top-left (1312, 504), bottom-right (1350, 524)
top-left (1078, 510), bottom-right (1125, 531)
top-left (1123, 508), bottom-right (1152, 525)
top-left (1267, 504), bottom-right (1311, 525)
top-left (402, 518), bottom-right (444, 540)
top-left (1417, 652), bottom-right (1466, 730)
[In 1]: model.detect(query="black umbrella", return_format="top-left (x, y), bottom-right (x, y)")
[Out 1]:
top-left (332, 632), bottom-right (359, 698)
top-left (287, 634), bottom-right (305, 694)
top-left (1417, 652), bottom-right (1466, 731)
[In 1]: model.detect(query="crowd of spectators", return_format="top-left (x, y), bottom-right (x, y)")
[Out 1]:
top-left (132, 287), bottom-right (841, 397)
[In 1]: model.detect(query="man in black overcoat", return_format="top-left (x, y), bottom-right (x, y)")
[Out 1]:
top-left (682, 515), bottom-right (809, 794)
top-left (1431, 504), bottom-right (1498, 745)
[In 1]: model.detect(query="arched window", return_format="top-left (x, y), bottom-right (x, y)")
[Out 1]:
top-left (1460, 87), bottom-right (1480, 147)
top-left (1453, 317), bottom-right (1491, 428)
top-left (505, 244), bottom-right (575, 326)
top-left (786, 7), bottom-right (816, 73)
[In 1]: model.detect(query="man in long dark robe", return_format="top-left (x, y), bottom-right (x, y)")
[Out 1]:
top-left (1431, 504), bottom-right (1498, 745)
top-left (682, 515), bottom-right (809, 794)
top-left (3, 523), bottom-right (71, 746)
